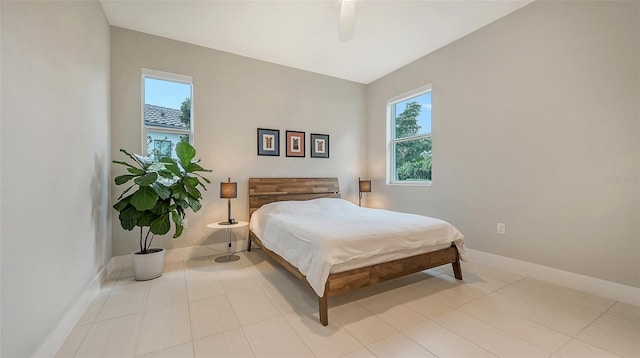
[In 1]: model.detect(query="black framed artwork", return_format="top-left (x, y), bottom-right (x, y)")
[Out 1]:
top-left (257, 128), bottom-right (280, 156)
top-left (285, 130), bottom-right (305, 158)
top-left (310, 133), bottom-right (329, 158)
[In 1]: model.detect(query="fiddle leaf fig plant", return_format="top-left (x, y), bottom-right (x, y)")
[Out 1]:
top-left (113, 142), bottom-right (212, 254)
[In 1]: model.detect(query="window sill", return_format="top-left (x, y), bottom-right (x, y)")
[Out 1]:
top-left (388, 181), bottom-right (432, 187)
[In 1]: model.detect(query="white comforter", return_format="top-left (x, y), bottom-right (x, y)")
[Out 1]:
top-left (249, 198), bottom-right (466, 296)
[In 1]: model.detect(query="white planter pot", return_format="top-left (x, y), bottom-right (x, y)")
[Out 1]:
top-left (131, 248), bottom-right (166, 281)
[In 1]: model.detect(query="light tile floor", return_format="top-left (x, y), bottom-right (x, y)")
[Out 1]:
top-left (57, 250), bottom-right (640, 358)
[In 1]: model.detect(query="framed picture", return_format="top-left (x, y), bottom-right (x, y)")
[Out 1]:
top-left (310, 133), bottom-right (330, 158)
top-left (257, 128), bottom-right (280, 156)
top-left (285, 131), bottom-right (305, 157)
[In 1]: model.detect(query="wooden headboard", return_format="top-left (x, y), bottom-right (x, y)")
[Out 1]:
top-left (248, 177), bottom-right (341, 216)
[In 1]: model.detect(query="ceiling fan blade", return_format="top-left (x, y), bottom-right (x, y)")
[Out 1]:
top-left (339, 0), bottom-right (355, 41)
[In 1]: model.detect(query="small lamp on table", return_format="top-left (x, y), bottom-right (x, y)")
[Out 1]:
top-left (358, 177), bottom-right (371, 207)
top-left (219, 177), bottom-right (237, 225)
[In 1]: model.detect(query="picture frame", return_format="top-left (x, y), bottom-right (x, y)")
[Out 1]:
top-left (285, 131), bottom-right (305, 158)
top-left (310, 133), bottom-right (330, 158)
top-left (257, 128), bottom-right (280, 156)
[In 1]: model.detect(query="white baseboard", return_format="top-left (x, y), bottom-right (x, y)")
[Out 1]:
top-left (32, 264), bottom-right (113, 357)
top-left (467, 249), bottom-right (640, 306)
top-left (109, 241), bottom-right (239, 271)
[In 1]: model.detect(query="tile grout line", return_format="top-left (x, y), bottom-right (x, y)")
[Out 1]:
top-left (131, 271), bottom-right (155, 357)
top-left (335, 301), bottom-right (401, 348)
top-left (65, 273), bottom-right (124, 357)
top-left (509, 278), bottom-right (618, 313)
top-left (400, 314), bottom-right (499, 358)
top-left (417, 316), bottom-right (499, 358)
top-left (566, 301), bottom-right (625, 357)
top-left (355, 268), bottom-right (498, 356)
top-left (65, 325), bottom-right (90, 358)
top-left (486, 277), bottom-right (591, 337)
top-left (278, 309), bottom-right (318, 357)
top-left (181, 267), bottom-right (197, 358)
top-left (134, 263), bottom-right (188, 357)
top-left (187, 255), bottom-right (256, 357)
top-left (419, 274), bottom-right (558, 357)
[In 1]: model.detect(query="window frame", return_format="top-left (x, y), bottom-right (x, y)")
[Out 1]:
top-left (152, 138), bottom-right (173, 161)
top-left (141, 68), bottom-right (194, 157)
top-left (386, 84), bottom-right (433, 186)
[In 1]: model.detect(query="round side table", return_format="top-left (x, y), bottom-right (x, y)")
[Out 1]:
top-left (206, 220), bottom-right (249, 263)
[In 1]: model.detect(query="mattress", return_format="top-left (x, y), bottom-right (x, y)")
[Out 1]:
top-left (249, 198), bottom-right (466, 296)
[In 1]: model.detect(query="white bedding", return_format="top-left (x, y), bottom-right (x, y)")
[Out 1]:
top-left (250, 198), bottom-right (466, 296)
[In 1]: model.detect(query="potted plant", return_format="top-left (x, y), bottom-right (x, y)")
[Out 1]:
top-left (112, 142), bottom-right (212, 280)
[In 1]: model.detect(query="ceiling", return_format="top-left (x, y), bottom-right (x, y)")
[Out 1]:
top-left (100, 0), bottom-right (533, 84)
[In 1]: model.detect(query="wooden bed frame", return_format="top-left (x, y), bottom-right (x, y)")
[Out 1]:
top-left (247, 177), bottom-right (462, 326)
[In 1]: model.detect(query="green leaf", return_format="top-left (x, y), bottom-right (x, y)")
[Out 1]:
top-left (151, 182), bottom-right (171, 200)
top-left (112, 160), bottom-right (139, 171)
top-left (159, 158), bottom-right (181, 176)
top-left (150, 199), bottom-right (170, 215)
top-left (119, 206), bottom-right (143, 231)
top-left (167, 165), bottom-right (181, 177)
top-left (137, 212), bottom-right (158, 227)
top-left (194, 173), bottom-right (211, 184)
top-left (119, 148), bottom-right (144, 167)
top-left (115, 175), bottom-right (136, 185)
top-left (187, 162), bottom-right (212, 173)
top-left (171, 212), bottom-right (183, 238)
top-left (185, 185), bottom-right (201, 199)
top-left (172, 187), bottom-right (188, 201)
top-left (158, 171), bottom-right (175, 179)
top-left (171, 211), bottom-right (183, 226)
top-left (184, 176), bottom-right (199, 188)
top-left (130, 186), bottom-right (158, 211)
top-left (159, 157), bottom-right (178, 165)
top-left (120, 206), bottom-right (143, 220)
top-left (119, 214), bottom-right (137, 231)
top-left (188, 197), bottom-right (202, 212)
top-left (150, 214), bottom-right (171, 235)
top-left (173, 225), bottom-right (184, 238)
top-left (176, 199), bottom-right (189, 209)
top-left (134, 172), bottom-right (158, 186)
top-left (127, 167), bottom-right (144, 175)
top-left (113, 195), bottom-right (131, 212)
top-left (176, 142), bottom-right (196, 169)
top-left (117, 185), bottom-right (135, 200)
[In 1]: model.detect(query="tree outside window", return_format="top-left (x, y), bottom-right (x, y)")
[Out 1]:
top-left (389, 87), bottom-right (432, 184)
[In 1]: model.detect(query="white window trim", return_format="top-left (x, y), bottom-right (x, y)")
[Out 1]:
top-left (386, 84), bottom-right (433, 186)
top-left (141, 68), bottom-right (194, 155)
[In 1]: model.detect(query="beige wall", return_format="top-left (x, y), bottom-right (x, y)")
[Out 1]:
top-left (366, 0), bottom-right (639, 287)
top-left (110, 27), bottom-right (366, 256)
top-left (0, 1), bottom-right (111, 356)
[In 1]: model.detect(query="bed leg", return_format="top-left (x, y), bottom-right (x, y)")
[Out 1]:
top-left (452, 258), bottom-right (463, 280)
top-left (318, 295), bottom-right (328, 326)
top-left (247, 237), bottom-right (252, 252)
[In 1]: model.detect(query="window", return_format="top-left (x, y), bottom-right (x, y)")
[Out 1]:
top-left (387, 85), bottom-right (432, 185)
top-left (142, 69), bottom-right (193, 160)
top-left (152, 139), bottom-right (172, 161)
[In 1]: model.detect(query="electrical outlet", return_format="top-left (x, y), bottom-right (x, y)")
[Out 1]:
top-left (183, 218), bottom-right (189, 229)
top-left (497, 223), bottom-right (506, 235)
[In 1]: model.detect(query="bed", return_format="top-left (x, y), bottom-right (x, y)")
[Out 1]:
top-left (247, 177), bottom-right (465, 326)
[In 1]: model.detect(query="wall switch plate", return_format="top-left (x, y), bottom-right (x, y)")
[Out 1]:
top-left (497, 223), bottom-right (506, 235)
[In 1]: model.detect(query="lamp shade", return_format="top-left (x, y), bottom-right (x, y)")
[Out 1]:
top-left (220, 178), bottom-right (237, 199)
top-left (359, 179), bottom-right (371, 193)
